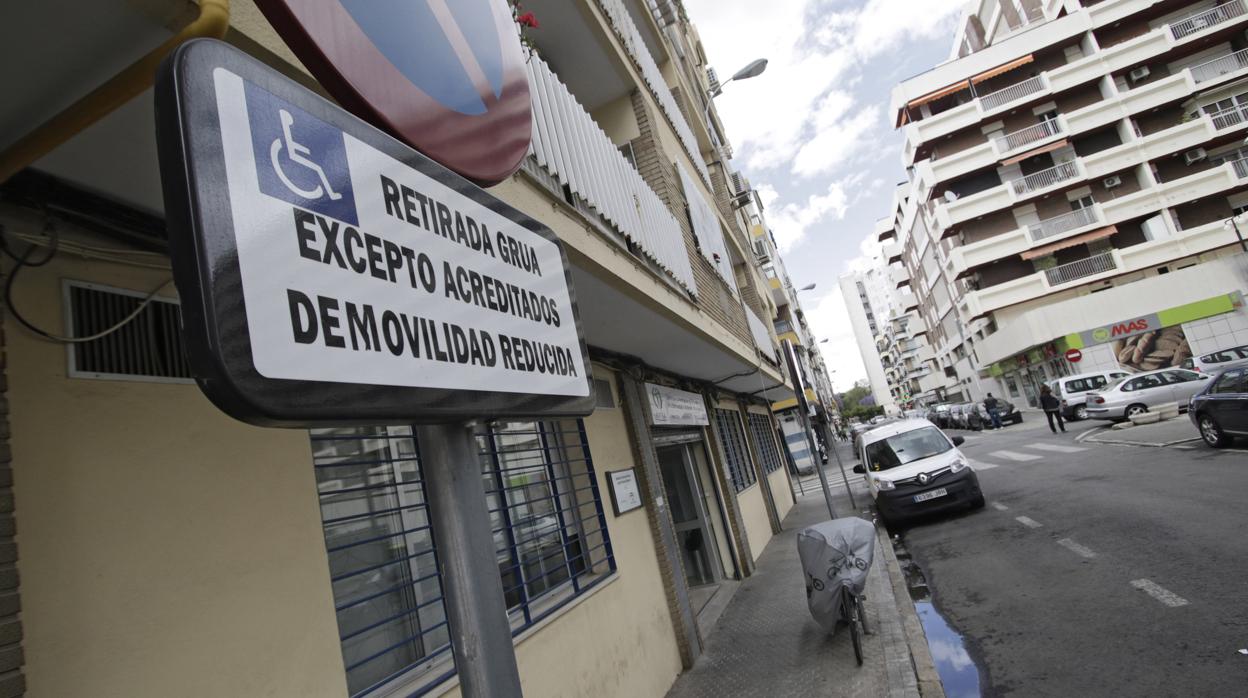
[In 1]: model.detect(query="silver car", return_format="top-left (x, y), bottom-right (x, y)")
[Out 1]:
top-left (1085, 368), bottom-right (1212, 421)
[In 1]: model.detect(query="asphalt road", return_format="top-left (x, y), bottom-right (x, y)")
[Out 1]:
top-left (893, 414), bottom-right (1248, 697)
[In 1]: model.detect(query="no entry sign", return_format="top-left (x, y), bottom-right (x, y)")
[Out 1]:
top-left (1065, 348), bottom-right (1083, 363)
top-left (156, 40), bottom-right (592, 426)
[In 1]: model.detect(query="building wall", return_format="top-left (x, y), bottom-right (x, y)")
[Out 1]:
top-left (767, 467), bottom-right (794, 522)
top-left (736, 485), bottom-right (770, 563)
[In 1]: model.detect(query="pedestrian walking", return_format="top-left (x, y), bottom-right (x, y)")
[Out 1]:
top-left (983, 393), bottom-right (1003, 430)
top-left (1039, 385), bottom-right (1066, 433)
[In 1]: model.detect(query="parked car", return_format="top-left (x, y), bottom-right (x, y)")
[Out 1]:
top-left (851, 418), bottom-right (984, 526)
top-left (1051, 370), bottom-right (1131, 420)
top-left (972, 399), bottom-right (1023, 428)
top-left (1192, 343), bottom-right (1248, 373)
top-left (1085, 368), bottom-right (1212, 421)
top-left (1189, 366), bottom-right (1248, 448)
top-left (929, 404), bottom-right (952, 428)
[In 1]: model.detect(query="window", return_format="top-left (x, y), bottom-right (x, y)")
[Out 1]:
top-left (312, 420), bottom-right (614, 696)
top-left (1062, 376), bottom-right (1107, 393)
top-left (714, 408), bottom-right (757, 492)
top-left (1070, 195), bottom-right (1094, 210)
top-left (863, 426), bottom-right (952, 472)
top-left (1160, 370), bottom-right (1200, 384)
top-left (748, 412), bottom-right (784, 474)
top-left (1124, 374), bottom-right (1165, 391)
top-left (1212, 369), bottom-right (1248, 394)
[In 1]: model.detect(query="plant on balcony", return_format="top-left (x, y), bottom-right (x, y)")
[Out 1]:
top-left (1032, 254), bottom-right (1058, 271)
top-left (509, 1), bottom-right (540, 59)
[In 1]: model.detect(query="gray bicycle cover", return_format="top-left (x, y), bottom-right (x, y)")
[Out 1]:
top-left (797, 517), bottom-right (876, 632)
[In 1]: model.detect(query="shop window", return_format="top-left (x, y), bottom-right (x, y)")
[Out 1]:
top-left (747, 413), bottom-right (784, 474)
top-left (713, 408), bottom-right (757, 492)
top-left (311, 420), bottom-right (614, 696)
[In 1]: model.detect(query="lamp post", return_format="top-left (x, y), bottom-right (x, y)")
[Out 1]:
top-left (1224, 214), bottom-right (1248, 253)
top-left (710, 58), bottom-right (768, 97)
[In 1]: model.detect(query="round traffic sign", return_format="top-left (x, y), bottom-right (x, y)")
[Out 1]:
top-left (256, 0), bottom-right (531, 186)
top-left (1065, 348), bottom-right (1083, 363)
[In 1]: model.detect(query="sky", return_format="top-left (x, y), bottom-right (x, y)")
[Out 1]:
top-left (685, 0), bottom-right (969, 393)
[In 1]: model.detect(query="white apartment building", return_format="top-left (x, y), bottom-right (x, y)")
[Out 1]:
top-left (888, 0), bottom-right (1248, 407)
top-left (839, 268), bottom-right (900, 415)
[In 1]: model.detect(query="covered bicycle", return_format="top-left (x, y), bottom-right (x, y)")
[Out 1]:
top-left (797, 517), bottom-right (876, 665)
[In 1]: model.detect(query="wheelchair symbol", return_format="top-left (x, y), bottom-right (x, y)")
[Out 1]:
top-left (269, 109), bottom-right (343, 201)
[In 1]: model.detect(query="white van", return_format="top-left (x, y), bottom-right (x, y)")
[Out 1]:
top-left (1051, 369), bottom-right (1131, 420)
top-left (851, 419), bottom-right (983, 526)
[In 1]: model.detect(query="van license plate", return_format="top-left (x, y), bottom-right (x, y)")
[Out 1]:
top-left (914, 488), bottom-right (948, 503)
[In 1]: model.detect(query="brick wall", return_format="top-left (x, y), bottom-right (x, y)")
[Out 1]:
top-left (0, 276), bottom-right (25, 698)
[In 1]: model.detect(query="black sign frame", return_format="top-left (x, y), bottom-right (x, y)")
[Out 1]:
top-left (155, 39), bottom-right (594, 427)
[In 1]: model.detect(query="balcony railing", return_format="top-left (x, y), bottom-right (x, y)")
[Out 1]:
top-left (597, 0), bottom-right (711, 184)
top-left (1169, 0), bottom-right (1246, 41)
top-left (1210, 102), bottom-right (1248, 129)
top-left (996, 118), bottom-right (1063, 152)
top-left (1011, 159), bottom-right (1079, 196)
top-left (979, 75), bottom-right (1045, 112)
top-left (1028, 206), bottom-right (1099, 241)
top-left (526, 57), bottom-right (697, 292)
top-left (1044, 252), bottom-right (1117, 286)
top-left (1233, 156), bottom-right (1248, 178)
top-left (1191, 47), bottom-right (1248, 84)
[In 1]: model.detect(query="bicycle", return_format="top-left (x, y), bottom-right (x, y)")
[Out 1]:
top-left (840, 584), bottom-right (869, 666)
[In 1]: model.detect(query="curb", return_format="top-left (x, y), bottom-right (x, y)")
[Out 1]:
top-left (877, 526), bottom-right (945, 698)
top-left (1085, 435), bottom-right (1202, 447)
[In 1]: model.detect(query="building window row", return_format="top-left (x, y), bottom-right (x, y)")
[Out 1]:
top-left (713, 408), bottom-right (757, 492)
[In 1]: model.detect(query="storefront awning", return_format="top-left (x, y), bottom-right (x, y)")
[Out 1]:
top-left (971, 54), bottom-right (1035, 85)
top-left (1020, 225), bottom-right (1117, 260)
top-left (1001, 138), bottom-right (1067, 166)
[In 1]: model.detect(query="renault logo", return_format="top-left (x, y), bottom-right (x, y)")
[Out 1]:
top-left (917, 472), bottom-right (930, 485)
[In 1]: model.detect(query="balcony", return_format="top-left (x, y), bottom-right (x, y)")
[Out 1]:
top-left (1043, 251), bottom-right (1118, 286)
top-left (525, 57), bottom-right (697, 292)
top-left (1011, 160), bottom-right (1080, 197)
top-left (979, 75), bottom-right (1046, 113)
top-left (890, 265), bottom-right (911, 289)
top-left (1191, 47), bottom-right (1248, 85)
top-left (1170, 1), bottom-right (1247, 41)
top-left (996, 118), bottom-right (1063, 154)
top-left (1029, 206), bottom-right (1100, 242)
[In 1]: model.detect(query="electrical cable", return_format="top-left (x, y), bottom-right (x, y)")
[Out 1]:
top-left (2, 222), bottom-right (175, 343)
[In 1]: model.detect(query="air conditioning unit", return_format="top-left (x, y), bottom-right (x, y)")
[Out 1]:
top-left (1129, 66), bottom-right (1151, 82)
top-left (1103, 175), bottom-right (1123, 189)
top-left (1184, 148), bottom-right (1207, 164)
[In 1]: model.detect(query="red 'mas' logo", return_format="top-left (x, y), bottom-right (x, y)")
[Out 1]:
top-left (1111, 319), bottom-right (1150, 336)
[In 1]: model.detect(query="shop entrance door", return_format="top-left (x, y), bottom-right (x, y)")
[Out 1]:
top-left (657, 442), bottom-right (726, 589)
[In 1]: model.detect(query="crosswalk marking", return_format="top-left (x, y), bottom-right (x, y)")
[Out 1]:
top-left (990, 450), bottom-right (1043, 462)
top-left (1056, 538), bottom-right (1097, 558)
top-left (1130, 579), bottom-right (1189, 608)
top-left (1015, 516), bottom-right (1043, 528)
top-left (990, 502), bottom-right (1009, 511)
top-left (970, 459), bottom-right (1000, 471)
top-left (1025, 443), bottom-right (1087, 454)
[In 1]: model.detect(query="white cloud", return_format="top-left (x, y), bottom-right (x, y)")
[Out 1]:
top-left (792, 103), bottom-right (882, 178)
top-left (764, 178), bottom-right (853, 253)
top-left (805, 286), bottom-right (868, 393)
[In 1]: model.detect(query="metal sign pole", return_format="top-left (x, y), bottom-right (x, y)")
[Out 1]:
top-left (417, 422), bottom-right (524, 698)
top-left (781, 340), bottom-right (836, 520)
top-left (817, 418), bottom-right (857, 509)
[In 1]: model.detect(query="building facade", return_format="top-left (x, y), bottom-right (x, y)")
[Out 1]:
top-left (0, 1), bottom-right (819, 696)
top-left (889, 0), bottom-right (1248, 407)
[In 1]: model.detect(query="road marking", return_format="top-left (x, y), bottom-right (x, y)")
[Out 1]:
top-left (1025, 443), bottom-right (1087, 454)
top-left (1056, 538), bottom-right (1096, 558)
top-left (1015, 516), bottom-right (1043, 528)
top-left (991, 450), bottom-right (1043, 462)
top-left (970, 459), bottom-right (1000, 471)
top-left (1130, 579), bottom-right (1189, 608)
top-left (991, 502), bottom-right (1009, 511)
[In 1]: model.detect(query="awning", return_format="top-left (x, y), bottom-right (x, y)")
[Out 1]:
top-left (905, 80), bottom-right (972, 111)
top-left (1001, 138), bottom-right (1068, 166)
top-left (971, 54), bottom-right (1035, 85)
top-left (1021, 225), bottom-right (1117, 260)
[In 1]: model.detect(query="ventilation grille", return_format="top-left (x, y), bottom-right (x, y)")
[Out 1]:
top-left (594, 378), bottom-right (616, 408)
top-left (66, 281), bottom-right (192, 382)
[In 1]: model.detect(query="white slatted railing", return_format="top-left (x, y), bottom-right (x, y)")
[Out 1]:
top-left (979, 75), bottom-right (1045, 112)
top-left (1209, 102), bottom-right (1248, 129)
top-left (1044, 252), bottom-right (1116, 286)
top-left (1011, 160), bottom-right (1079, 196)
top-left (1169, 1), bottom-right (1246, 41)
top-left (597, 0), bottom-right (711, 185)
top-left (1191, 48), bottom-right (1248, 84)
top-left (1028, 206), bottom-right (1098, 241)
top-left (526, 58), bottom-right (697, 293)
top-left (1233, 156), bottom-right (1248, 178)
top-left (996, 118), bottom-right (1063, 152)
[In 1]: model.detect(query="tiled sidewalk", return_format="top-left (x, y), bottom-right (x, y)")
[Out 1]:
top-left (666, 481), bottom-right (935, 698)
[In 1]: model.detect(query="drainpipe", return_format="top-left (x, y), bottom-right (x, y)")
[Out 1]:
top-left (0, 0), bottom-right (231, 184)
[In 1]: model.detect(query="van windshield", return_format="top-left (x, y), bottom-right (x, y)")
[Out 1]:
top-left (863, 426), bottom-right (952, 472)
top-left (1063, 376), bottom-right (1107, 393)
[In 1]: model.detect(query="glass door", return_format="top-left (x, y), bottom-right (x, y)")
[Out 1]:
top-left (657, 444), bottom-right (722, 588)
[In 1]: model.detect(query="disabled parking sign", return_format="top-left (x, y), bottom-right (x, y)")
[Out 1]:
top-left (155, 40), bottom-right (592, 426)
top-left (254, 0), bottom-right (531, 186)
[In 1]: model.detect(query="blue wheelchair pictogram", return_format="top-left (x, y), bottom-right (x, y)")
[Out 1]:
top-left (244, 81), bottom-right (358, 225)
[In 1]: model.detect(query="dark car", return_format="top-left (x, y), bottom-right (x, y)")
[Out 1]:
top-left (1189, 366), bottom-right (1248, 448)
top-left (974, 399), bottom-right (1023, 429)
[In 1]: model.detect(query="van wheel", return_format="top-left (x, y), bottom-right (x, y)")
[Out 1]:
top-left (1125, 404), bottom-right (1148, 419)
top-left (1074, 405), bottom-right (1088, 421)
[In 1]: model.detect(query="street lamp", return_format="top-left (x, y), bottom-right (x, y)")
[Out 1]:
top-left (1223, 213), bottom-right (1248, 253)
top-left (798, 283), bottom-right (816, 291)
top-left (710, 58), bottom-right (768, 97)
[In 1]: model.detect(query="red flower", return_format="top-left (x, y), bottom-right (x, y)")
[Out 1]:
top-left (517, 12), bottom-right (539, 28)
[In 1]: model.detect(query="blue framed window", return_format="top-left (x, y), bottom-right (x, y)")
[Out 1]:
top-left (748, 413), bottom-right (784, 474)
top-left (311, 419), bottom-right (614, 696)
top-left (713, 408), bottom-right (756, 493)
